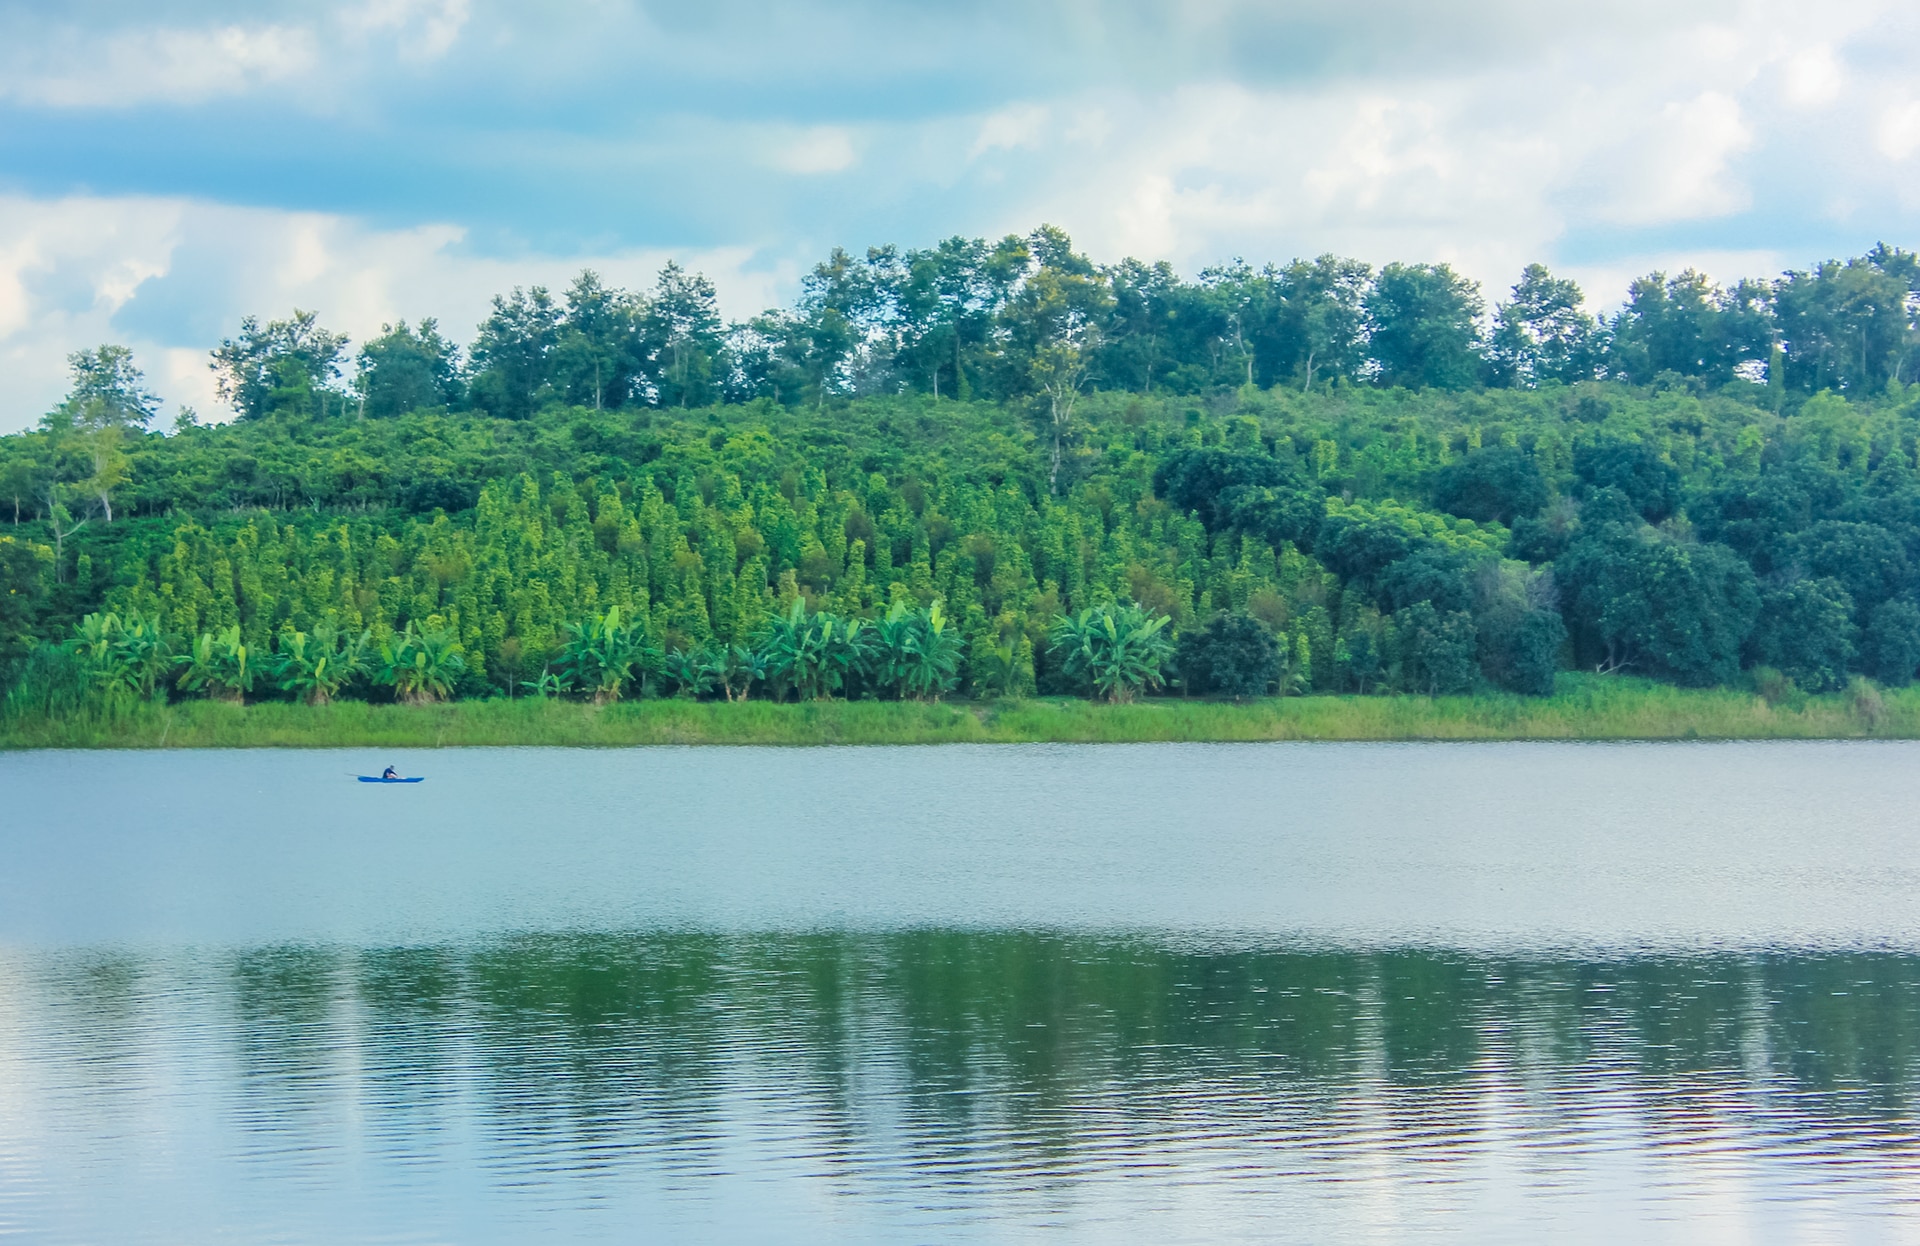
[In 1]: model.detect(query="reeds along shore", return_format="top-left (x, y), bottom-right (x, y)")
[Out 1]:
top-left (1, 676), bottom-right (1913, 749)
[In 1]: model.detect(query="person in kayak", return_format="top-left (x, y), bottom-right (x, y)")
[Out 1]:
top-left (381, 765), bottom-right (399, 780)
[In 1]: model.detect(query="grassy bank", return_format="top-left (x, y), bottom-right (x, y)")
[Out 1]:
top-left (3, 676), bottom-right (1915, 749)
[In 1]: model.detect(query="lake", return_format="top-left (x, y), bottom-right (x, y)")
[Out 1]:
top-left (3, 742), bottom-right (1919, 1242)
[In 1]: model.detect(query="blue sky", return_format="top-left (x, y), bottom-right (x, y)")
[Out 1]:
top-left (2, 0), bottom-right (1919, 430)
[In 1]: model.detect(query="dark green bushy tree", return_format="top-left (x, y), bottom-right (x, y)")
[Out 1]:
top-left (1375, 545), bottom-right (1478, 614)
top-left (1693, 472), bottom-right (1817, 576)
top-left (1752, 577), bottom-right (1857, 692)
top-left (1430, 447), bottom-right (1548, 525)
top-left (1175, 612), bottom-right (1278, 698)
top-left (1572, 440), bottom-right (1681, 524)
top-left (1791, 521), bottom-right (1911, 621)
top-left (1392, 601), bottom-right (1478, 694)
top-left (1152, 448), bottom-right (1288, 531)
top-left (1556, 521), bottom-right (1759, 685)
top-left (1217, 481), bottom-right (1326, 549)
top-left (1315, 512), bottom-right (1415, 597)
top-left (1863, 598), bottom-right (1920, 685)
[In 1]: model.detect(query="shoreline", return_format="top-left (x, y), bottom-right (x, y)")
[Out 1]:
top-left (2, 677), bottom-right (1912, 748)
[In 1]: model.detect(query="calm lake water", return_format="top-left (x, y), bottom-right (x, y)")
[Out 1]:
top-left (3, 742), bottom-right (1920, 1242)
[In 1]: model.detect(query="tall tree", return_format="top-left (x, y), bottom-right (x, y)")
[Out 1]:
top-left (1364, 263), bottom-right (1485, 389)
top-left (1486, 265), bottom-right (1603, 387)
top-left (355, 320), bottom-right (463, 418)
top-left (1273, 254), bottom-right (1372, 390)
top-left (1002, 227), bottom-right (1113, 493)
top-left (468, 287), bottom-right (561, 419)
top-left (40, 346), bottom-right (155, 522)
top-left (647, 263), bottom-right (726, 409)
top-left (209, 311), bottom-right (350, 421)
top-left (1095, 257), bottom-right (1182, 394)
top-left (550, 272), bottom-right (644, 411)
top-left (1772, 246), bottom-right (1920, 394)
top-left (1605, 270), bottom-right (1772, 386)
top-left (52, 345), bottom-right (159, 430)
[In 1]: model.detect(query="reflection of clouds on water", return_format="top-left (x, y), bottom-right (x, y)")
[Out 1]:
top-left (3, 935), bottom-right (1920, 1242)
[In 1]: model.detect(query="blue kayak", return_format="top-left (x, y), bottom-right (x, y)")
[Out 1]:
top-left (358, 776), bottom-right (425, 783)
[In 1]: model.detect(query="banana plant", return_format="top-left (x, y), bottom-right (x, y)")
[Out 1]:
top-left (65, 612), bottom-right (132, 699)
top-left (274, 623), bottom-right (370, 706)
top-left (65, 612), bottom-right (172, 703)
top-left (870, 601), bottom-right (918, 698)
top-left (520, 665), bottom-right (565, 699)
top-left (822, 615), bottom-right (873, 698)
top-left (114, 615), bottom-right (174, 700)
top-left (175, 625), bottom-right (257, 702)
top-left (555, 605), bottom-right (657, 703)
top-left (967, 613), bottom-right (1030, 699)
top-left (378, 621), bottom-right (466, 704)
top-left (756, 599), bottom-right (828, 700)
top-left (1048, 600), bottom-right (1175, 703)
top-left (706, 644), bottom-right (765, 701)
top-left (757, 600), bottom-right (870, 700)
top-left (900, 600), bottom-right (962, 701)
top-left (872, 599), bottom-right (962, 700)
top-left (660, 646), bottom-right (719, 699)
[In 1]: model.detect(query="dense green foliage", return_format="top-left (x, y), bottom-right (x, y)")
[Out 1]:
top-left (10, 229), bottom-right (1920, 724)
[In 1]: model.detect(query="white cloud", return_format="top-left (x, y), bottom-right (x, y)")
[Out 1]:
top-left (1878, 101), bottom-right (1920, 161)
top-left (338, 0), bottom-right (472, 62)
top-left (768, 126), bottom-right (859, 175)
top-left (970, 105), bottom-right (1051, 158)
top-left (1593, 91), bottom-right (1755, 225)
top-left (0, 0), bottom-right (473, 110)
top-left (0, 24), bottom-right (316, 108)
top-left (0, 195), bottom-right (791, 433)
top-left (1781, 46), bottom-right (1845, 107)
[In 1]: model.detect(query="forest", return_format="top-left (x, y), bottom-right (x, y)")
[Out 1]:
top-left (6, 225), bottom-right (1920, 721)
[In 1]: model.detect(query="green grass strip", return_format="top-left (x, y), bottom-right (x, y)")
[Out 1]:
top-left (5, 675), bottom-right (1916, 749)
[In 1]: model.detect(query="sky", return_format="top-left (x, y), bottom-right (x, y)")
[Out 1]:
top-left (3, 0), bottom-right (1920, 431)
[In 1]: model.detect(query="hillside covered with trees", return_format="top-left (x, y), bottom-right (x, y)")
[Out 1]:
top-left (6, 227), bottom-right (1920, 718)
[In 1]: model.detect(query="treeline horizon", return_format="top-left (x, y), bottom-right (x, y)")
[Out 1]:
top-left (24, 225), bottom-right (1920, 443)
